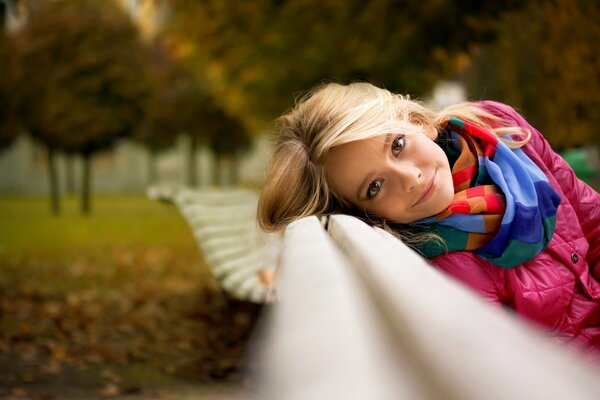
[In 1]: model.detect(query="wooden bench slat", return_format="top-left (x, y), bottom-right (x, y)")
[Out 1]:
top-left (260, 216), bottom-right (433, 400)
top-left (147, 185), bottom-right (277, 303)
top-left (326, 214), bottom-right (600, 400)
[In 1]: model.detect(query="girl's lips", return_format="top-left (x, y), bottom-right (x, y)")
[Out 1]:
top-left (413, 170), bottom-right (436, 206)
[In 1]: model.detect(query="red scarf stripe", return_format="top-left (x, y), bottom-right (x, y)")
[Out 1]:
top-left (466, 123), bottom-right (498, 157)
top-left (467, 186), bottom-right (486, 198)
top-left (434, 194), bottom-right (505, 221)
top-left (484, 144), bottom-right (496, 158)
top-left (453, 165), bottom-right (477, 188)
top-left (449, 201), bottom-right (471, 214)
top-left (453, 138), bottom-right (476, 168)
top-left (463, 122), bottom-right (499, 144)
top-left (485, 195), bottom-right (505, 213)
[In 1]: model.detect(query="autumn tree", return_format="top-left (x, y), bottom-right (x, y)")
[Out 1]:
top-left (167, 0), bottom-right (525, 131)
top-left (0, 29), bottom-right (21, 153)
top-left (207, 106), bottom-right (251, 186)
top-left (464, 0), bottom-right (600, 150)
top-left (137, 36), bottom-right (232, 187)
top-left (16, 0), bottom-right (149, 214)
top-left (136, 38), bottom-right (194, 184)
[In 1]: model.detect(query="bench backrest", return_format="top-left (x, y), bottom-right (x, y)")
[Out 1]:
top-left (259, 215), bottom-right (600, 400)
top-left (147, 185), bottom-right (278, 303)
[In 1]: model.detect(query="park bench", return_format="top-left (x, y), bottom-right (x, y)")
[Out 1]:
top-left (258, 215), bottom-right (600, 400)
top-left (148, 185), bottom-right (600, 399)
top-left (147, 184), bottom-right (278, 303)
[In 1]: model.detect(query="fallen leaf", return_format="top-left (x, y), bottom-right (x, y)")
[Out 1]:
top-left (41, 360), bottom-right (61, 376)
top-left (10, 387), bottom-right (27, 398)
top-left (18, 371), bottom-right (35, 383)
top-left (100, 383), bottom-right (120, 398)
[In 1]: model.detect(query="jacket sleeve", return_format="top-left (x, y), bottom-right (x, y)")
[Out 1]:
top-left (479, 101), bottom-right (600, 278)
top-left (430, 251), bottom-right (508, 307)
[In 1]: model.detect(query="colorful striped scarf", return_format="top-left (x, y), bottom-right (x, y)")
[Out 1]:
top-left (415, 117), bottom-right (561, 268)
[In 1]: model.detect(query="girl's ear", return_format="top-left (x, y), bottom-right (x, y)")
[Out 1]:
top-left (424, 124), bottom-right (438, 140)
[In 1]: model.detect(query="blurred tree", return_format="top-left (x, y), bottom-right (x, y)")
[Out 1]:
top-left (207, 106), bottom-right (251, 186)
top-left (135, 36), bottom-right (237, 187)
top-left (15, 0), bottom-right (149, 214)
top-left (167, 0), bottom-right (525, 131)
top-left (136, 37), bottom-right (203, 185)
top-left (464, 0), bottom-right (600, 150)
top-left (0, 30), bottom-right (21, 153)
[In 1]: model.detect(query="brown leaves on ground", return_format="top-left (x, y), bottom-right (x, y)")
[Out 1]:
top-left (0, 245), bottom-right (264, 395)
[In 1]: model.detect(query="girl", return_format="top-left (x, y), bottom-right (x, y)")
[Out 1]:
top-left (257, 82), bottom-right (600, 360)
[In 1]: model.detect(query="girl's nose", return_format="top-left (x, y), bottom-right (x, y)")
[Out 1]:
top-left (393, 164), bottom-right (422, 193)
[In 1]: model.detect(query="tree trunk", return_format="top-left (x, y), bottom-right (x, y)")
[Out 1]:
top-left (147, 147), bottom-right (158, 184)
top-left (221, 154), bottom-right (234, 187)
top-left (81, 153), bottom-right (92, 215)
top-left (212, 153), bottom-right (221, 187)
top-left (230, 156), bottom-right (239, 186)
top-left (65, 153), bottom-right (76, 195)
top-left (47, 147), bottom-right (61, 215)
top-left (187, 135), bottom-right (198, 187)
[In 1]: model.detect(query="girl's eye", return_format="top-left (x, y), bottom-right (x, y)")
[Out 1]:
top-left (367, 180), bottom-right (382, 199)
top-left (391, 135), bottom-right (405, 155)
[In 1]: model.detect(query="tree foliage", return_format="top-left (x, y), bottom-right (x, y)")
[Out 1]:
top-left (136, 36), bottom-right (252, 186)
top-left (0, 30), bottom-right (21, 152)
top-left (204, 104), bottom-right (251, 186)
top-left (207, 107), bottom-right (251, 158)
top-left (15, 0), bottom-right (149, 213)
top-left (17, 0), bottom-right (149, 155)
top-left (167, 0), bottom-right (525, 130)
top-left (464, 0), bottom-right (600, 150)
top-left (136, 37), bottom-right (203, 151)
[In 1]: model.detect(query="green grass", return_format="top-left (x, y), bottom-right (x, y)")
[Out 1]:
top-left (0, 195), bottom-right (243, 385)
top-left (0, 195), bottom-right (198, 256)
top-left (0, 195), bottom-right (259, 390)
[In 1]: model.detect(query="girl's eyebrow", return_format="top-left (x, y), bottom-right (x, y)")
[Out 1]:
top-left (355, 134), bottom-right (393, 201)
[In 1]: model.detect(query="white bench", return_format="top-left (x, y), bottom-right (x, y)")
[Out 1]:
top-left (258, 215), bottom-right (600, 400)
top-left (147, 184), bottom-right (278, 303)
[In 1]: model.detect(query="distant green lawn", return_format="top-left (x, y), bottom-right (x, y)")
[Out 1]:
top-left (0, 195), bottom-right (198, 256)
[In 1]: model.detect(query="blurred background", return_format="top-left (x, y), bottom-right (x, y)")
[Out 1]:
top-left (0, 0), bottom-right (598, 399)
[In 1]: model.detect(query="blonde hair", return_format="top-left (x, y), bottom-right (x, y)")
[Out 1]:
top-left (257, 82), bottom-right (529, 246)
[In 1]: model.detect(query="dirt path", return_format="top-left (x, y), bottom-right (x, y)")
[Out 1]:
top-left (2, 384), bottom-right (248, 400)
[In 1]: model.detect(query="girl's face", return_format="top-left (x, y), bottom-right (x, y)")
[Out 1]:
top-left (324, 125), bottom-right (454, 224)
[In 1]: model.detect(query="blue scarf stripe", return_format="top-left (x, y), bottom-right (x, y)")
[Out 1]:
top-left (488, 154), bottom-right (538, 207)
top-left (537, 182), bottom-right (562, 219)
top-left (434, 214), bottom-right (488, 233)
top-left (486, 161), bottom-right (516, 222)
top-left (481, 186), bottom-right (560, 258)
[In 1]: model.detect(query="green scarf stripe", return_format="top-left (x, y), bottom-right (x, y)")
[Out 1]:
top-left (416, 225), bottom-right (469, 257)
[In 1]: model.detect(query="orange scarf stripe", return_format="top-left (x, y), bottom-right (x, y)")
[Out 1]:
top-left (482, 214), bottom-right (503, 232)
top-left (465, 232), bottom-right (494, 250)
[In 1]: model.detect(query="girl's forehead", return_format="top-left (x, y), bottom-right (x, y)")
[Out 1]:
top-left (327, 135), bottom-right (386, 164)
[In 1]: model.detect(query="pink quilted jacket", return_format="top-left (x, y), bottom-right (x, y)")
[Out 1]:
top-left (430, 101), bottom-right (600, 360)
